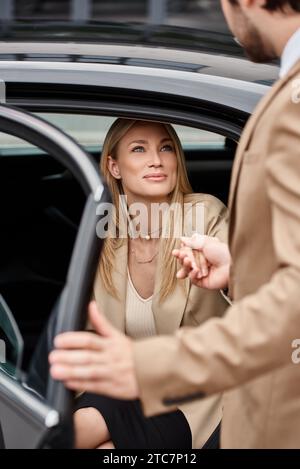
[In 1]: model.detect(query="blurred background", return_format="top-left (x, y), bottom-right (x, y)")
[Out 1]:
top-left (0, 0), bottom-right (228, 33)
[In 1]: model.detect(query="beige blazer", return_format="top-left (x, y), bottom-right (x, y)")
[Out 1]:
top-left (93, 193), bottom-right (228, 448)
top-left (133, 60), bottom-right (300, 448)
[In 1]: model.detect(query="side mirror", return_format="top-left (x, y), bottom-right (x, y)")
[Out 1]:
top-left (0, 295), bottom-right (24, 378)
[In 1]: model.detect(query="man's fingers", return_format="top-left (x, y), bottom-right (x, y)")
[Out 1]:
top-left (176, 255), bottom-right (195, 278)
top-left (176, 267), bottom-right (189, 279)
top-left (54, 331), bottom-right (105, 351)
top-left (193, 251), bottom-right (208, 277)
top-left (189, 268), bottom-right (201, 281)
top-left (183, 256), bottom-right (194, 268)
top-left (49, 349), bottom-right (108, 366)
top-left (50, 363), bottom-right (109, 381)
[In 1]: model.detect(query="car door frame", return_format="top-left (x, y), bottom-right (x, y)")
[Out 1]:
top-left (0, 103), bottom-right (109, 448)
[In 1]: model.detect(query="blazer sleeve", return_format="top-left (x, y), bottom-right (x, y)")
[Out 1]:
top-left (133, 94), bottom-right (300, 417)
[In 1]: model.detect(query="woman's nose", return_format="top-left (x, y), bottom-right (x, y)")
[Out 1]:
top-left (149, 150), bottom-right (162, 166)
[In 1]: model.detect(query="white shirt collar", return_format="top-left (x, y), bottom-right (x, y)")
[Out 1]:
top-left (280, 27), bottom-right (300, 78)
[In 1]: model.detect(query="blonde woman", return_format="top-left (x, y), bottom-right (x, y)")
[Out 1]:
top-left (71, 118), bottom-right (228, 449)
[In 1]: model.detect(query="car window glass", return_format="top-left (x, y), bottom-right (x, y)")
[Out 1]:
top-left (30, 113), bottom-right (231, 203)
top-left (173, 125), bottom-right (225, 150)
top-left (0, 131), bottom-right (37, 153)
top-left (26, 114), bottom-right (226, 152)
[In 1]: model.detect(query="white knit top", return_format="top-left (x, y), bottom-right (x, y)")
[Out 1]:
top-left (125, 270), bottom-right (157, 339)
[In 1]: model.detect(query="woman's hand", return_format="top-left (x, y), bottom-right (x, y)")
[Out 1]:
top-left (173, 234), bottom-right (231, 290)
top-left (174, 244), bottom-right (209, 279)
top-left (49, 301), bottom-right (139, 400)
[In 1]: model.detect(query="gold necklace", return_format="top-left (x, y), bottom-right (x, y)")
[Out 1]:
top-left (130, 236), bottom-right (159, 264)
top-left (130, 248), bottom-right (159, 264)
top-left (129, 226), bottom-right (162, 241)
top-left (143, 227), bottom-right (162, 241)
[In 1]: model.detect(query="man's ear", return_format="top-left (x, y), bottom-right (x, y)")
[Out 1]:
top-left (107, 155), bottom-right (121, 179)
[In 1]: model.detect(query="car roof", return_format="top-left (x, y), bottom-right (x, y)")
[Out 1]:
top-left (0, 22), bottom-right (279, 83)
top-left (0, 23), bottom-right (279, 115)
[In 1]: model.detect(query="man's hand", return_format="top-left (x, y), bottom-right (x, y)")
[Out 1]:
top-left (49, 301), bottom-right (139, 400)
top-left (172, 234), bottom-right (231, 290)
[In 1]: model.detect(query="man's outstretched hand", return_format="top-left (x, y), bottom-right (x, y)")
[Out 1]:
top-left (173, 234), bottom-right (231, 290)
top-left (49, 301), bottom-right (139, 400)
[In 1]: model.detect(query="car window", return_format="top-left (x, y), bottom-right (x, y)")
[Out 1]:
top-left (0, 114), bottom-right (226, 153)
top-left (173, 125), bottom-right (225, 150)
top-left (41, 114), bottom-right (226, 152)
top-left (29, 113), bottom-right (231, 203)
top-left (0, 131), bottom-right (37, 153)
top-left (36, 114), bottom-right (225, 151)
top-left (38, 114), bottom-right (226, 151)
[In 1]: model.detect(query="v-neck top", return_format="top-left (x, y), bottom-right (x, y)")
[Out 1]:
top-left (125, 269), bottom-right (156, 339)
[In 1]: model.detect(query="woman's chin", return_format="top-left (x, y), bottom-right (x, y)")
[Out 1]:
top-left (143, 190), bottom-right (171, 201)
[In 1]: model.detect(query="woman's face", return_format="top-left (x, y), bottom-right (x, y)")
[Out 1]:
top-left (108, 122), bottom-right (178, 203)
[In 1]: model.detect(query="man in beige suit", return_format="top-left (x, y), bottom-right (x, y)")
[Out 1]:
top-left (50, 0), bottom-right (300, 448)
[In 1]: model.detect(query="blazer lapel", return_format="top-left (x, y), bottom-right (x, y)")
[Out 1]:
top-left (228, 60), bottom-right (300, 214)
top-left (93, 241), bottom-right (128, 331)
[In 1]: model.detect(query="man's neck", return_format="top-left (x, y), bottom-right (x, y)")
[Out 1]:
top-left (273, 18), bottom-right (300, 57)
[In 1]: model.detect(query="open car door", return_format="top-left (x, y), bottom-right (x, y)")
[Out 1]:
top-left (0, 104), bottom-right (109, 448)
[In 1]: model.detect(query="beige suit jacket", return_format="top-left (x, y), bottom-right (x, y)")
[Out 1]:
top-left (93, 193), bottom-right (228, 448)
top-left (133, 60), bottom-right (300, 449)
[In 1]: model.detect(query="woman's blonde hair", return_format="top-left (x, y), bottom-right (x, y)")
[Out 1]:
top-left (99, 118), bottom-right (192, 302)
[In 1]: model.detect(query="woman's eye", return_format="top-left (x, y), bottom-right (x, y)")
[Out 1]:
top-left (132, 146), bottom-right (145, 152)
top-left (161, 144), bottom-right (174, 152)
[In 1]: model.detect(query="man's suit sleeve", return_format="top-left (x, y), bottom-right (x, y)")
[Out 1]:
top-left (133, 94), bottom-right (300, 417)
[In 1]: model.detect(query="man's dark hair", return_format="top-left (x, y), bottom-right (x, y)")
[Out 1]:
top-left (228, 0), bottom-right (300, 12)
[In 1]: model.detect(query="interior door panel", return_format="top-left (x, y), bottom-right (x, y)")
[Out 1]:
top-left (0, 153), bottom-right (86, 368)
top-left (0, 373), bottom-right (59, 449)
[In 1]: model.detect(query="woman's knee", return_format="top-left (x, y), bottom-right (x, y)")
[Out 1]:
top-left (97, 440), bottom-right (115, 449)
top-left (74, 407), bottom-right (110, 448)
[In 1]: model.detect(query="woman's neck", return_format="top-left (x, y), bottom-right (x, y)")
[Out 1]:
top-left (126, 194), bottom-right (170, 240)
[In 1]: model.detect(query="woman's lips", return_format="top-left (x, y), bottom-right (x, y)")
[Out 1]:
top-left (144, 173), bottom-right (167, 181)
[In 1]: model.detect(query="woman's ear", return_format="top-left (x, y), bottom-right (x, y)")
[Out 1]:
top-left (107, 155), bottom-right (121, 179)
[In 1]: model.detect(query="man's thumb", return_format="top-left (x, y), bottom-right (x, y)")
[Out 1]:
top-left (88, 301), bottom-right (116, 338)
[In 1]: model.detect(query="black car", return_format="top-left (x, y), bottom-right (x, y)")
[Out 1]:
top-left (0, 22), bottom-right (279, 448)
